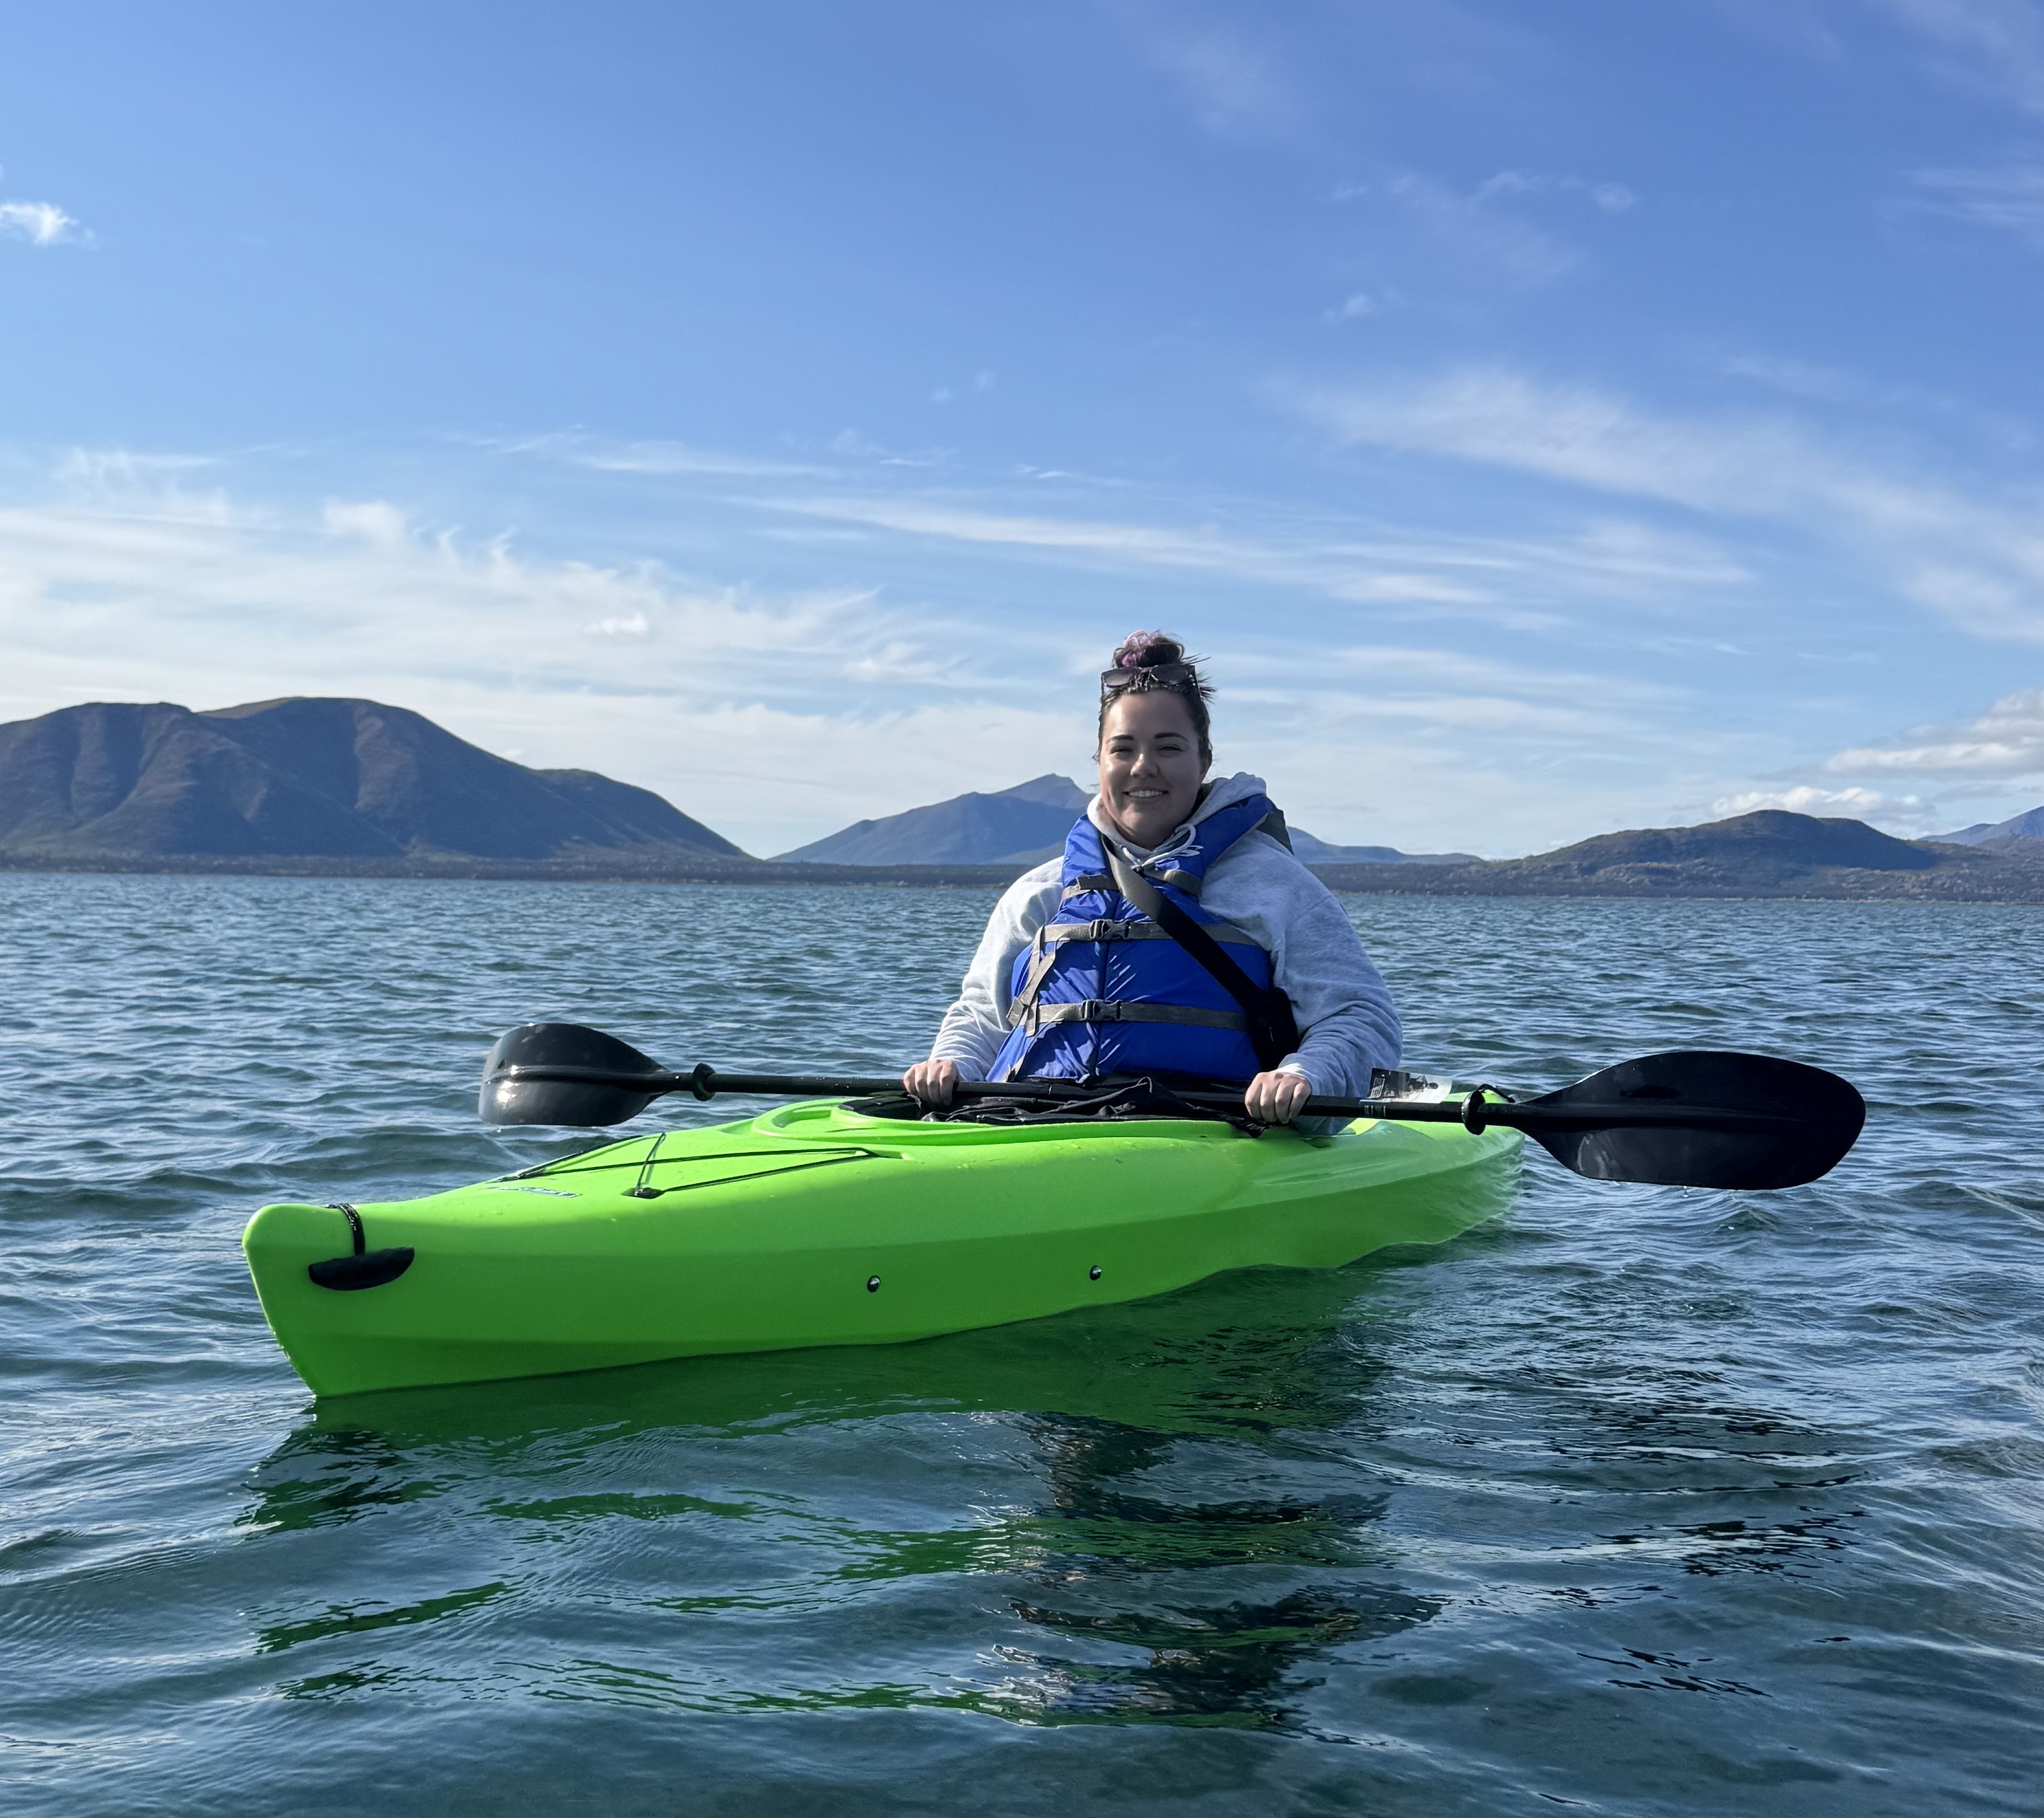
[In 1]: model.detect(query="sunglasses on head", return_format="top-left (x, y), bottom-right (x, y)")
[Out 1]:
top-left (1100, 661), bottom-right (1199, 694)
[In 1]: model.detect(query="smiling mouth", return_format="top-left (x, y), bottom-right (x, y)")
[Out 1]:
top-left (1125, 787), bottom-right (1167, 800)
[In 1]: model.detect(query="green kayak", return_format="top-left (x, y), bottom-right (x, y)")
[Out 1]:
top-left (243, 1098), bottom-right (1521, 1398)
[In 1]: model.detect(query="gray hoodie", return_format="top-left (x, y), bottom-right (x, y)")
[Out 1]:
top-left (927, 771), bottom-right (1402, 1093)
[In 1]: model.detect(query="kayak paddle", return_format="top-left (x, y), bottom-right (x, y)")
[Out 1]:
top-left (478, 1023), bottom-right (1864, 1191)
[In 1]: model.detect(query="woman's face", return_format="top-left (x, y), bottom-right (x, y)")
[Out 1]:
top-left (1097, 690), bottom-right (1210, 847)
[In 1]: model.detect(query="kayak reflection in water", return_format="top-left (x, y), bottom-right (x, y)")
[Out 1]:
top-left (903, 631), bottom-right (1402, 1126)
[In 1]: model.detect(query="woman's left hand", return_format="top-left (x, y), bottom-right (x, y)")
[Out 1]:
top-left (1243, 1069), bottom-right (1313, 1124)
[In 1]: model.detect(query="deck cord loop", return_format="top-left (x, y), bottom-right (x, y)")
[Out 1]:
top-left (326, 1203), bottom-right (366, 1256)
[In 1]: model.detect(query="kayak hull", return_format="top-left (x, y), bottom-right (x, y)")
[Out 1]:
top-left (244, 1100), bottom-right (1521, 1397)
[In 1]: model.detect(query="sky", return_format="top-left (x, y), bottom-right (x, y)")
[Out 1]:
top-left (5, 1), bottom-right (2044, 858)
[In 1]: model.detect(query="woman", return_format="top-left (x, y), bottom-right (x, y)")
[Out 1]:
top-left (903, 632), bottom-right (1401, 1124)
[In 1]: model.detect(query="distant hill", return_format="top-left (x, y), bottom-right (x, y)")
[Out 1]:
top-left (0, 698), bottom-right (748, 863)
top-left (779, 775), bottom-right (1469, 867)
top-left (1287, 828), bottom-right (1478, 866)
top-left (775, 775), bottom-right (1092, 866)
top-left (1933, 804), bottom-right (2044, 846)
top-left (1312, 809), bottom-right (2044, 901)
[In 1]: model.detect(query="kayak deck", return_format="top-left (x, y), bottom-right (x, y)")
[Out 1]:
top-left (244, 1100), bottom-right (1522, 1397)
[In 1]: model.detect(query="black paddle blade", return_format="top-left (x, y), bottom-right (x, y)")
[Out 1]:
top-left (1523, 1050), bottom-right (1865, 1190)
top-left (480, 1022), bottom-right (668, 1126)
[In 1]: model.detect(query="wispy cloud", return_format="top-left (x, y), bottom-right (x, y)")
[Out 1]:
top-left (1293, 365), bottom-right (2044, 641)
top-left (1143, 23), bottom-right (1297, 138)
top-left (1883, 0), bottom-right (2044, 118)
top-left (1375, 171), bottom-right (1580, 286)
top-left (1910, 158), bottom-right (2044, 248)
top-left (0, 453), bottom-right (1099, 852)
top-left (0, 198), bottom-right (89, 247)
top-left (1472, 169), bottom-right (1635, 214)
top-left (766, 489), bottom-right (1745, 623)
top-left (1330, 165), bottom-right (1635, 292)
top-left (0, 444), bottom-right (1774, 857)
top-left (485, 431), bottom-right (824, 478)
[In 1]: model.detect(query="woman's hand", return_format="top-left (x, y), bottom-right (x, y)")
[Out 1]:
top-left (903, 1058), bottom-right (961, 1106)
top-left (1243, 1069), bottom-right (1313, 1125)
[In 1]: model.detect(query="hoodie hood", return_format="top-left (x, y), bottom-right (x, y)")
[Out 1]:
top-left (1087, 771), bottom-right (1273, 861)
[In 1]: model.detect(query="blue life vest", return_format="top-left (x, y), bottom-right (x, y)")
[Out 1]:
top-left (990, 794), bottom-right (1293, 1085)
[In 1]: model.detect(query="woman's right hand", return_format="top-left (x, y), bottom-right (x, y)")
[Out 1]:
top-left (902, 1059), bottom-right (960, 1106)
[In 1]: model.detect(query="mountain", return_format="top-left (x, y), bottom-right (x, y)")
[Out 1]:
top-left (779, 776), bottom-right (1468, 867)
top-left (1310, 808), bottom-right (2044, 901)
top-left (1933, 804), bottom-right (2044, 846)
top-left (1500, 807), bottom-right (1937, 881)
top-left (0, 698), bottom-right (746, 862)
top-left (775, 775), bottom-right (1092, 865)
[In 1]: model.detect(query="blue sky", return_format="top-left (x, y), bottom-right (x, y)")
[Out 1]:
top-left (5, 1), bottom-right (2044, 857)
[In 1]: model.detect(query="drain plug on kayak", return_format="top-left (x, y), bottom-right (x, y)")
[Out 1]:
top-left (866, 1275), bottom-right (881, 1293)
top-left (1090, 1265), bottom-right (1103, 1281)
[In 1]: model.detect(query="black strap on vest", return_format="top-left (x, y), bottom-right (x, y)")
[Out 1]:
top-left (1103, 846), bottom-right (1301, 1071)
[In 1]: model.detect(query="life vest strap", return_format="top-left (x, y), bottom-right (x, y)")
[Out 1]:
top-left (1005, 918), bottom-right (1261, 1028)
top-left (1023, 999), bottom-right (1250, 1034)
top-left (1040, 917), bottom-right (1256, 947)
top-left (1060, 864), bottom-right (1201, 899)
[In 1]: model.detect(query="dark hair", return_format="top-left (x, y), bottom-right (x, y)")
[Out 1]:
top-left (1097, 630), bottom-right (1214, 762)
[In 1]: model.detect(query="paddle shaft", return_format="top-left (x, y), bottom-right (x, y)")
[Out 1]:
top-left (489, 1062), bottom-right (1798, 1136)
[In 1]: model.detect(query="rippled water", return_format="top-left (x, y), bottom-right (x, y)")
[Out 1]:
top-left (2, 874), bottom-right (2041, 1814)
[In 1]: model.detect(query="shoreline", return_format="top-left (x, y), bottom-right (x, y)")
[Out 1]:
top-left (5, 853), bottom-right (2042, 903)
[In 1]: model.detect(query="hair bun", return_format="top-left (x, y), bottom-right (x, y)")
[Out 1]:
top-left (1112, 630), bottom-right (1187, 670)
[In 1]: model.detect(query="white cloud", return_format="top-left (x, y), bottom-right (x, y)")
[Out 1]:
top-left (1294, 365), bottom-right (2044, 641)
top-left (1710, 784), bottom-right (1913, 818)
top-left (1705, 690), bottom-right (2044, 837)
top-left (322, 499), bottom-right (410, 546)
top-left (1822, 689), bottom-right (2044, 777)
top-left (0, 199), bottom-right (87, 246)
top-left (587, 612), bottom-right (651, 638)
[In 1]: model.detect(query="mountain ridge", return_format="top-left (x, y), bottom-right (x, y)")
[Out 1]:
top-left (777, 774), bottom-right (1472, 867)
top-left (0, 698), bottom-right (746, 864)
top-left (1311, 809), bottom-right (2044, 901)
top-left (1933, 804), bottom-right (2044, 846)
top-left (2, 698), bottom-right (2039, 900)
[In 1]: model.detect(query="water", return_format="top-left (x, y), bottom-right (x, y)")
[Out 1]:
top-left (2, 875), bottom-right (2041, 1815)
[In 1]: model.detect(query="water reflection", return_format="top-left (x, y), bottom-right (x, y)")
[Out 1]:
top-left (238, 1259), bottom-right (1442, 1732)
top-left (982, 1407), bottom-right (1434, 1731)
top-left (996, 1585), bottom-right (1436, 1731)
top-left (234, 1241), bottom-right (1878, 1742)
